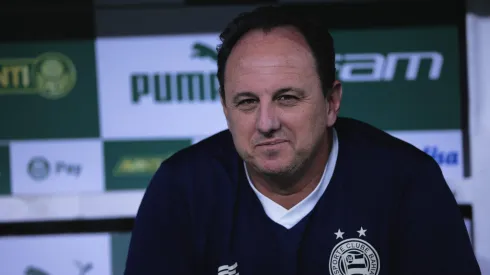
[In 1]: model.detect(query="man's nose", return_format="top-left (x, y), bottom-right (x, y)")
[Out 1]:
top-left (256, 103), bottom-right (280, 135)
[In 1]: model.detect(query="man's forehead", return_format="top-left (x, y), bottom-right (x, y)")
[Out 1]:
top-left (229, 27), bottom-right (313, 63)
top-left (231, 57), bottom-right (312, 75)
top-left (236, 26), bottom-right (309, 46)
top-left (226, 38), bottom-right (314, 78)
top-left (226, 70), bottom-right (318, 98)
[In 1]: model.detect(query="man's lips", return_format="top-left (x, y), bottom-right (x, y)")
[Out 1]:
top-left (256, 139), bottom-right (288, 146)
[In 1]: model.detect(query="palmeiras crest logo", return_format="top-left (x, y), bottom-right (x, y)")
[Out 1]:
top-left (329, 227), bottom-right (380, 275)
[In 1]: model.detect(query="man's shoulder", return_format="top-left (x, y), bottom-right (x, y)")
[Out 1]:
top-left (149, 129), bottom-right (239, 210)
top-left (335, 117), bottom-right (437, 167)
top-left (163, 129), bottom-right (237, 169)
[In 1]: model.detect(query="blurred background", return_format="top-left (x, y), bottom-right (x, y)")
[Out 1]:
top-left (0, 0), bottom-right (489, 274)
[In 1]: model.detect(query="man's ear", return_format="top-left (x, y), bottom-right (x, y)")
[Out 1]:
top-left (220, 90), bottom-right (228, 118)
top-left (220, 90), bottom-right (231, 128)
top-left (326, 80), bottom-right (342, 127)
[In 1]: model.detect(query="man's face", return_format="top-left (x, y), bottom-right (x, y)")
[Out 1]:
top-left (221, 27), bottom-right (341, 176)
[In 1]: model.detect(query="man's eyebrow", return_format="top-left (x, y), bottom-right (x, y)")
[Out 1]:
top-left (231, 87), bottom-right (306, 104)
top-left (273, 87), bottom-right (306, 97)
top-left (232, 91), bottom-right (256, 104)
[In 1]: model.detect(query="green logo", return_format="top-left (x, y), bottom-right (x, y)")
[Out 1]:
top-left (331, 27), bottom-right (460, 131)
top-left (25, 261), bottom-right (92, 275)
top-left (0, 40), bottom-right (99, 140)
top-left (74, 261), bottom-right (93, 275)
top-left (335, 52), bottom-right (443, 82)
top-left (27, 156), bottom-right (50, 181)
top-left (0, 52), bottom-right (77, 99)
top-left (131, 42), bottom-right (219, 104)
top-left (191, 42), bottom-right (217, 62)
top-left (0, 146), bottom-right (10, 195)
top-left (104, 139), bottom-right (192, 190)
top-left (113, 154), bottom-right (176, 177)
top-left (131, 27), bottom-right (460, 132)
top-left (25, 266), bottom-right (49, 275)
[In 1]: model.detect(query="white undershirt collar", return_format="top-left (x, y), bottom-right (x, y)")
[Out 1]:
top-left (245, 128), bottom-right (339, 229)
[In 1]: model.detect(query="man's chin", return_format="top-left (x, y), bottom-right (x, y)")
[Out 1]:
top-left (254, 160), bottom-right (294, 176)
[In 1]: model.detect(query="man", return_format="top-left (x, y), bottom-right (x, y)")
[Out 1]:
top-left (124, 5), bottom-right (480, 275)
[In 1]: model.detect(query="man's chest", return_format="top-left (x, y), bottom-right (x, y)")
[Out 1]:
top-left (197, 198), bottom-right (393, 275)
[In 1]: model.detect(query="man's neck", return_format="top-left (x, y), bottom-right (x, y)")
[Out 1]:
top-left (247, 130), bottom-right (332, 210)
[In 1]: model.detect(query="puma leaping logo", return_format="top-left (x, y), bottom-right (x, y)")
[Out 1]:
top-left (24, 261), bottom-right (93, 275)
top-left (25, 266), bottom-right (49, 275)
top-left (75, 260), bottom-right (93, 275)
top-left (191, 43), bottom-right (218, 62)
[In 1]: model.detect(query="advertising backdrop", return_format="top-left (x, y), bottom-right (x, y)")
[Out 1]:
top-left (0, 2), bottom-right (472, 274)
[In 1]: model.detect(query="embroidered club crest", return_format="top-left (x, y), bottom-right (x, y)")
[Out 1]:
top-left (329, 227), bottom-right (380, 275)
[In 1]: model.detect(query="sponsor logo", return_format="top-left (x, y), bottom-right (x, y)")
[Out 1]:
top-left (131, 48), bottom-right (444, 104)
top-left (335, 52), bottom-right (443, 82)
top-left (330, 227), bottom-right (380, 275)
top-left (217, 262), bottom-right (238, 275)
top-left (423, 146), bottom-right (459, 166)
top-left (27, 156), bottom-right (50, 181)
top-left (104, 139), bottom-right (192, 190)
top-left (131, 42), bottom-right (219, 104)
top-left (0, 146), bottom-right (10, 195)
top-left (27, 156), bottom-right (82, 181)
top-left (191, 42), bottom-right (218, 62)
top-left (0, 52), bottom-right (77, 99)
top-left (25, 260), bottom-right (92, 275)
top-left (113, 154), bottom-right (175, 177)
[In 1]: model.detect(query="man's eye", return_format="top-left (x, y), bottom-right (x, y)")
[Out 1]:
top-left (238, 99), bottom-right (257, 106)
top-left (278, 95), bottom-right (299, 102)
